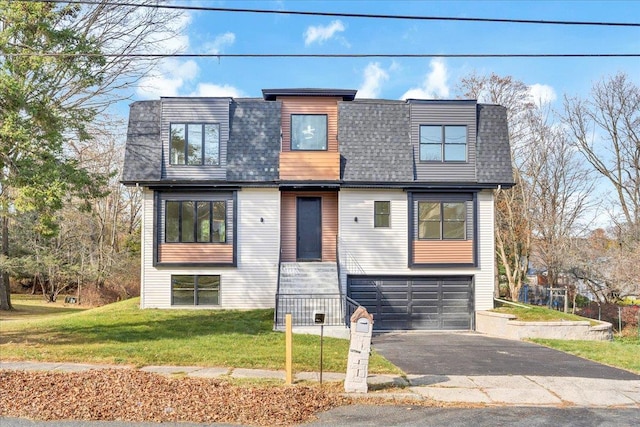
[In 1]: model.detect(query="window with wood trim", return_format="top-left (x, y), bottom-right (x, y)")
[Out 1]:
top-left (419, 125), bottom-right (467, 162)
top-left (165, 201), bottom-right (226, 243)
top-left (170, 123), bottom-right (220, 165)
top-left (171, 275), bottom-right (220, 306)
top-left (418, 201), bottom-right (466, 240)
top-left (374, 201), bottom-right (391, 228)
top-left (291, 114), bottom-right (327, 150)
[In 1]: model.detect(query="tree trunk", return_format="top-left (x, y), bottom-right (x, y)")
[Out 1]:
top-left (0, 215), bottom-right (13, 310)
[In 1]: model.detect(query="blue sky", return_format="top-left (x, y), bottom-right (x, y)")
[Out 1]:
top-left (134, 0), bottom-right (640, 108)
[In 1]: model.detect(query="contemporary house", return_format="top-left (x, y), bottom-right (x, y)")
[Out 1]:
top-left (122, 88), bottom-right (514, 331)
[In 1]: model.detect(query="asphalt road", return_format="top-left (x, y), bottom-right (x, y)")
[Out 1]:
top-left (372, 332), bottom-right (640, 379)
top-left (3, 407), bottom-right (640, 427)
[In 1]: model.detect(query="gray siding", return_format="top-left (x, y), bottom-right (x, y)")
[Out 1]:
top-left (339, 101), bottom-right (413, 182)
top-left (122, 101), bottom-right (162, 183)
top-left (157, 191), bottom-right (234, 243)
top-left (161, 98), bottom-right (230, 180)
top-left (476, 104), bottom-right (515, 186)
top-left (227, 99), bottom-right (280, 181)
top-left (410, 102), bottom-right (477, 182)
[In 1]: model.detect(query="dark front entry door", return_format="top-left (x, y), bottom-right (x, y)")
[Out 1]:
top-left (297, 197), bottom-right (322, 260)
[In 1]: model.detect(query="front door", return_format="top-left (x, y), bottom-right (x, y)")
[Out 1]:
top-left (296, 197), bottom-right (322, 261)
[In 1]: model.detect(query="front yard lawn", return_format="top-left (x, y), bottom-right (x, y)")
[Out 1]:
top-left (492, 302), bottom-right (598, 324)
top-left (533, 336), bottom-right (640, 374)
top-left (0, 297), bottom-right (399, 374)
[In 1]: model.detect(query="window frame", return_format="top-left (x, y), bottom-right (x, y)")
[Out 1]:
top-left (374, 201), bottom-right (391, 228)
top-left (171, 275), bottom-right (220, 306)
top-left (165, 200), bottom-right (227, 244)
top-left (419, 124), bottom-right (467, 163)
top-left (290, 114), bottom-right (328, 151)
top-left (417, 201), bottom-right (466, 240)
top-left (169, 122), bottom-right (220, 166)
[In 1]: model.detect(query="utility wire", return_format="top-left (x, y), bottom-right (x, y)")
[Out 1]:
top-left (46, 0), bottom-right (640, 27)
top-left (6, 53), bottom-right (640, 58)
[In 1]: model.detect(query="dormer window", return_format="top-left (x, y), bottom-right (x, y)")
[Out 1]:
top-left (291, 114), bottom-right (327, 151)
top-left (420, 125), bottom-right (467, 162)
top-left (170, 123), bottom-right (220, 165)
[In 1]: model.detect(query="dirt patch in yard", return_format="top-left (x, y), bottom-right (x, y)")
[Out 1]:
top-left (0, 369), bottom-right (348, 426)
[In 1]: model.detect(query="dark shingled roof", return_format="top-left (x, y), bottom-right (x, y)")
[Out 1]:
top-left (122, 100), bottom-right (162, 184)
top-left (226, 99), bottom-right (281, 182)
top-left (476, 104), bottom-right (515, 186)
top-left (339, 100), bottom-right (414, 182)
top-left (262, 88), bottom-right (357, 101)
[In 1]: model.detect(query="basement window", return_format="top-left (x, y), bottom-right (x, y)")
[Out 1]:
top-left (171, 275), bottom-right (220, 306)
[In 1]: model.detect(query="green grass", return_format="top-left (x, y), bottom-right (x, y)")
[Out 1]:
top-left (0, 297), bottom-right (400, 374)
top-left (0, 294), bottom-right (89, 321)
top-left (532, 336), bottom-right (640, 374)
top-left (492, 302), bottom-right (598, 325)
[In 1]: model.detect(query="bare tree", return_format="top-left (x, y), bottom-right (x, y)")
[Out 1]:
top-left (458, 73), bottom-right (536, 300)
top-left (569, 228), bottom-right (640, 303)
top-left (563, 72), bottom-right (640, 237)
top-left (528, 112), bottom-right (595, 288)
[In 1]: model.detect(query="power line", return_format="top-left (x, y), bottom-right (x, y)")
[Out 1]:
top-left (47, 0), bottom-right (640, 27)
top-left (6, 53), bottom-right (640, 58)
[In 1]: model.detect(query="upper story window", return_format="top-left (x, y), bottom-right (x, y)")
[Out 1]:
top-left (165, 200), bottom-right (226, 243)
top-left (418, 201), bottom-right (466, 240)
top-left (291, 114), bottom-right (327, 151)
top-left (419, 125), bottom-right (467, 162)
top-left (170, 123), bottom-right (220, 165)
top-left (374, 201), bottom-right (391, 228)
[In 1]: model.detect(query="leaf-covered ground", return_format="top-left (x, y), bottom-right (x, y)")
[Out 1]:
top-left (0, 369), bottom-right (348, 426)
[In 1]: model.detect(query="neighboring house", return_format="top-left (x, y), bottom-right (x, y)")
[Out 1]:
top-left (122, 88), bottom-right (514, 331)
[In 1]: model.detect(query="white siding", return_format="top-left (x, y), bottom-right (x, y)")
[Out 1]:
top-left (339, 189), bottom-right (496, 313)
top-left (475, 189), bottom-right (496, 311)
top-left (140, 188), bottom-right (280, 309)
top-left (339, 189), bottom-right (409, 282)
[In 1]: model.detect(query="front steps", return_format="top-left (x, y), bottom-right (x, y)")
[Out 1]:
top-left (275, 262), bottom-right (345, 330)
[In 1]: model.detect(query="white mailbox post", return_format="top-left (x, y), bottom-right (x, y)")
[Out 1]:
top-left (344, 307), bottom-right (374, 393)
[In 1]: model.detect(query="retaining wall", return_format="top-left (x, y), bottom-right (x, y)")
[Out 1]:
top-left (476, 311), bottom-right (613, 341)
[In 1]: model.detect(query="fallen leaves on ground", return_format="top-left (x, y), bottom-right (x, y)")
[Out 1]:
top-left (0, 369), bottom-right (348, 426)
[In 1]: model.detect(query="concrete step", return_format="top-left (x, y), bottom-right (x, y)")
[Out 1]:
top-left (278, 262), bottom-right (340, 294)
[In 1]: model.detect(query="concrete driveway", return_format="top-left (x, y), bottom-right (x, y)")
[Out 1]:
top-left (372, 332), bottom-right (640, 380)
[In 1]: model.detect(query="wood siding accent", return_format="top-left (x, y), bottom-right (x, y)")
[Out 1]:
top-left (279, 97), bottom-right (339, 152)
top-left (279, 151), bottom-right (340, 180)
top-left (161, 98), bottom-right (230, 180)
top-left (411, 102), bottom-right (477, 182)
top-left (280, 191), bottom-right (338, 262)
top-left (413, 240), bottom-right (474, 264)
top-left (158, 243), bottom-right (233, 263)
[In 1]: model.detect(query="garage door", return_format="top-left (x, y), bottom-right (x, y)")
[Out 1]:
top-left (347, 276), bottom-right (474, 330)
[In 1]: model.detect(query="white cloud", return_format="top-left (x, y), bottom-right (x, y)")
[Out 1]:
top-left (304, 20), bottom-right (346, 46)
top-left (357, 62), bottom-right (389, 98)
top-left (400, 58), bottom-right (450, 100)
top-left (190, 83), bottom-right (245, 98)
top-left (205, 32), bottom-right (236, 54)
top-left (529, 83), bottom-right (557, 107)
top-left (137, 59), bottom-right (199, 98)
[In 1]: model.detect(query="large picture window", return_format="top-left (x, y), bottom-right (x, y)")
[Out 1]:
top-left (419, 125), bottom-right (467, 162)
top-left (418, 201), bottom-right (466, 240)
top-left (170, 123), bottom-right (220, 165)
top-left (171, 275), bottom-right (220, 306)
top-left (291, 114), bottom-right (327, 150)
top-left (165, 201), bottom-right (226, 243)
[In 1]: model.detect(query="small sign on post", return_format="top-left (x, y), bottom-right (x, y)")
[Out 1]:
top-left (344, 306), bottom-right (373, 393)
